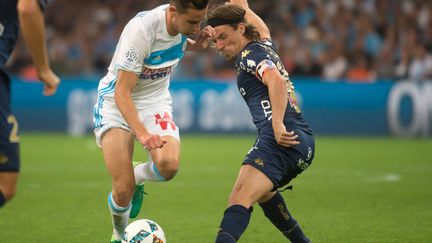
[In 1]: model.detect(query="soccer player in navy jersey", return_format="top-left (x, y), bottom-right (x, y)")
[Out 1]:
top-left (208, 1), bottom-right (315, 242)
top-left (0, 0), bottom-right (60, 208)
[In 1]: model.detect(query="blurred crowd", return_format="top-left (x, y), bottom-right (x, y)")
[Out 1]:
top-left (6, 0), bottom-right (432, 82)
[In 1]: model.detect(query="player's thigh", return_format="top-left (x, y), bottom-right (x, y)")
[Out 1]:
top-left (101, 128), bottom-right (135, 183)
top-left (0, 172), bottom-right (18, 198)
top-left (229, 164), bottom-right (274, 207)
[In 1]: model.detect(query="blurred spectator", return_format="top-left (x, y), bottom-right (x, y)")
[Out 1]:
top-left (408, 43), bottom-right (432, 81)
top-left (346, 51), bottom-right (377, 82)
top-left (5, 0), bottom-right (432, 82)
top-left (321, 40), bottom-right (348, 81)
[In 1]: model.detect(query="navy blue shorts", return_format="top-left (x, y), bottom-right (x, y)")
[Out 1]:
top-left (243, 126), bottom-right (314, 191)
top-left (0, 70), bottom-right (20, 172)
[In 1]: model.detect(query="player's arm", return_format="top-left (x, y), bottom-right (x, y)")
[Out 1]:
top-left (229, 0), bottom-right (271, 40)
top-left (17, 0), bottom-right (60, 96)
top-left (114, 70), bottom-right (166, 150)
top-left (262, 69), bottom-right (299, 147)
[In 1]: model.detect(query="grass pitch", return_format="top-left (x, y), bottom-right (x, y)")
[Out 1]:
top-left (0, 134), bottom-right (431, 242)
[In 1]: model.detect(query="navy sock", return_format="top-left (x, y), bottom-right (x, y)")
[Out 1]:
top-left (215, 204), bottom-right (252, 243)
top-left (0, 190), bottom-right (5, 207)
top-left (259, 192), bottom-right (310, 243)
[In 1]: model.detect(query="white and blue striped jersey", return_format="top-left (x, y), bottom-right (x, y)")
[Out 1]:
top-left (94, 4), bottom-right (187, 128)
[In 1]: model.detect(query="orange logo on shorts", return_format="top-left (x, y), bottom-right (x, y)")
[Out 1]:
top-left (155, 112), bottom-right (176, 131)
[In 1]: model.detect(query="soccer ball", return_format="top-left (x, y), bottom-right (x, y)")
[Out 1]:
top-left (122, 219), bottom-right (166, 243)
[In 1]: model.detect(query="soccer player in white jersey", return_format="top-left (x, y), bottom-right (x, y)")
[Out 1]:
top-left (92, 1), bottom-right (214, 242)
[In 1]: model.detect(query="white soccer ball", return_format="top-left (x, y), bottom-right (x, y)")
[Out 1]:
top-left (122, 219), bottom-right (166, 243)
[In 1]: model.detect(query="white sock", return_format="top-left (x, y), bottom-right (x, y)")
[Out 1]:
top-left (134, 161), bottom-right (165, 184)
top-left (108, 192), bottom-right (131, 240)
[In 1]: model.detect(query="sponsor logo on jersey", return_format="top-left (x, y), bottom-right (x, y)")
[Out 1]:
top-left (254, 158), bottom-right (264, 167)
top-left (241, 49), bottom-right (252, 60)
top-left (155, 112), bottom-right (176, 131)
top-left (139, 66), bottom-right (173, 80)
top-left (297, 158), bottom-right (310, 170)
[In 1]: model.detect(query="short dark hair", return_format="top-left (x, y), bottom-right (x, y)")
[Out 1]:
top-left (207, 4), bottom-right (261, 41)
top-left (170, 0), bottom-right (209, 13)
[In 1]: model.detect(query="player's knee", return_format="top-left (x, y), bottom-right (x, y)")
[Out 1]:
top-left (157, 156), bottom-right (179, 181)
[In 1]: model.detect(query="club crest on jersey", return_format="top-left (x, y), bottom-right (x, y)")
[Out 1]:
top-left (155, 112), bottom-right (176, 131)
top-left (139, 66), bottom-right (172, 80)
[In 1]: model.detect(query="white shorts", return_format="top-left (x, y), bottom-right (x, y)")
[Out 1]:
top-left (93, 104), bottom-right (180, 148)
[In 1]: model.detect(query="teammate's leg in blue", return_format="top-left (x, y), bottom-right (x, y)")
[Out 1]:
top-left (215, 205), bottom-right (252, 243)
top-left (259, 192), bottom-right (310, 243)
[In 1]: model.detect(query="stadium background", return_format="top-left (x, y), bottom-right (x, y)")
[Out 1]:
top-left (1, 0), bottom-right (431, 242)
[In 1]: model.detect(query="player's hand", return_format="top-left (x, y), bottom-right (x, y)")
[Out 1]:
top-left (188, 25), bottom-right (215, 51)
top-left (37, 67), bottom-right (60, 96)
top-left (273, 123), bottom-right (299, 148)
top-left (137, 133), bottom-right (167, 150)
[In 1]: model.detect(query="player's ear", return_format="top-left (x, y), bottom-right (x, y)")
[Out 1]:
top-left (168, 5), bottom-right (177, 15)
top-left (238, 23), bottom-right (246, 35)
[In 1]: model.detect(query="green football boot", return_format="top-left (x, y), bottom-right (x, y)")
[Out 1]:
top-left (130, 161), bottom-right (146, 219)
top-left (110, 234), bottom-right (121, 243)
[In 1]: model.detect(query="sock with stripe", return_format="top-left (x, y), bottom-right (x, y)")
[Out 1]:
top-left (108, 192), bottom-right (131, 240)
top-left (134, 161), bottom-right (165, 184)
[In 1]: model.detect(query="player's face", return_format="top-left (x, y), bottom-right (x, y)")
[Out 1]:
top-left (213, 24), bottom-right (244, 61)
top-left (173, 7), bottom-right (208, 36)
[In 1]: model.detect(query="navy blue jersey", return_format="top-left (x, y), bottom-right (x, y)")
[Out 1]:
top-left (235, 40), bottom-right (312, 133)
top-left (0, 0), bottom-right (47, 68)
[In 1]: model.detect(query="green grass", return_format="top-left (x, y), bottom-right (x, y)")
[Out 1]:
top-left (1, 134), bottom-right (431, 242)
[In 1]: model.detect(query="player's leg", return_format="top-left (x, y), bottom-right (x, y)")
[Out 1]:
top-left (149, 135), bottom-right (180, 180)
top-left (101, 128), bottom-right (135, 241)
top-left (134, 136), bottom-right (180, 183)
top-left (0, 172), bottom-right (18, 207)
top-left (0, 78), bottom-right (20, 207)
top-left (258, 191), bottom-right (310, 243)
top-left (130, 136), bottom-right (180, 218)
top-left (134, 110), bottom-right (181, 184)
top-left (215, 164), bottom-right (273, 243)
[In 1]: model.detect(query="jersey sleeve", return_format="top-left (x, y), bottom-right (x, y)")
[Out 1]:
top-left (114, 18), bottom-right (152, 75)
top-left (238, 42), bottom-right (277, 82)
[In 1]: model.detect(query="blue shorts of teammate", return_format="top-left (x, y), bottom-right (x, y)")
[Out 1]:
top-left (0, 70), bottom-right (20, 172)
top-left (243, 126), bottom-right (314, 191)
